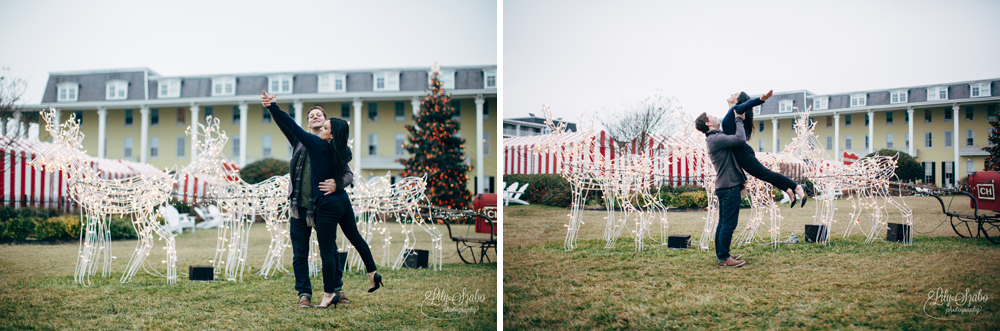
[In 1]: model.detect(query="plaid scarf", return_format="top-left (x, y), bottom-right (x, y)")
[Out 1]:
top-left (288, 143), bottom-right (317, 227)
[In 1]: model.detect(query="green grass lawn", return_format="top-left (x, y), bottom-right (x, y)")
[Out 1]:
top-left (503, 196), bottom-right (1000, 330)
top-left (0, 221), bottom-right (497, 330)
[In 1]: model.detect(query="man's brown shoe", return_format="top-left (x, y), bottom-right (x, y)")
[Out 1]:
top-left (298, 295), bottom-right (312, 308)
top-left (731, 254), bottom-right (742, 260)
top-left (718, 258), bottom-right (745, 267)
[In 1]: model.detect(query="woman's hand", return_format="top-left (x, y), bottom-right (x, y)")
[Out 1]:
top-left (760, 90), bottom-right (774, 101)
top-left (261, 90), bottom-right (278, 107)
top-left (319, 178), bottom-right (338, 195)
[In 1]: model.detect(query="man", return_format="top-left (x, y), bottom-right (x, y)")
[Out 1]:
top-left (695, 109), bottom-right (747, 267)
top-left (276, 104), bottom-right (353, 307)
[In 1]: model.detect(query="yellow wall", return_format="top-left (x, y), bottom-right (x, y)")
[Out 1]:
top-left (758, 104), bottom-right (996, 187)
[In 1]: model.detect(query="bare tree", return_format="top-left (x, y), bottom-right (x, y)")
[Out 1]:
top-left (601, 93), bottom-right (682, 153)
top-left (1, 67), bottom-right (39, 172)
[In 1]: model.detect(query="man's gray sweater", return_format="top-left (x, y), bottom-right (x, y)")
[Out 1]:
top-left (705, 116), bottom-right (747, 190)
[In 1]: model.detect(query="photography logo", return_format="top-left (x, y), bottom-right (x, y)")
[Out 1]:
top-left (420, 287), bottom-right (486, 320)
top-left (923, 287), bottom-right (989, 320)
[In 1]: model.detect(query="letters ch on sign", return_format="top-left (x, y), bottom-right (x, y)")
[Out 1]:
top-left (977, 184), bottom-right (995, 201)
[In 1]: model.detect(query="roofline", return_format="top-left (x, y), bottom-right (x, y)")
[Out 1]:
top-left (754, 95), bottom-right (1000, 119)
top-left (755, 78), bottom-right (1000, 98)
top-left (49, 67), bottom-right (156, 75)
top-left (18, 89), bottom-right (497, 109)
top-left (131, 65), bottom-right (496, 80)
top-left (502, 119), bottom-right (571, 128)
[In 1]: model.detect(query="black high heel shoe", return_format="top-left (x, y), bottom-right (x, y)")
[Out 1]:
top-left (368, 272), bottom-right (383, 293)
top-left (788, 189), bottom-right (798, 209)
top-left (800, 185), bottom-right (810, 208)
top-left (317, 293), bottom-right (340, 309)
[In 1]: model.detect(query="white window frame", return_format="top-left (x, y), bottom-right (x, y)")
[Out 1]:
top-left (268, 75), bottom-right (293, 94)
top-left (484, 70), bottom-right (497, 88)
top-left (778, 100), bottom-right (793, 113)
top-left (758, 139), bottom-right (764, 152)
top-left (971, 82), bottom-right (992, 97)
top-left (927, 86), bottom-right (948, 101)
top-left (262, 134), bottom-right (272, 158)
top-left (56, 82), bottom-right (79, 102)
top-left (945, 130), bottom-right (953, 148)
top-left (826, 136), bottom-right (833, 151)
top-left (318, 73), bottom-right (347, 93)
top-left (845, 135), bottom-right (852, 150)
top-left (890, 90), bottom-right (908, 104)
top-left (150, 136), bottom-right (159, 158)
top-left (925, 131), bottom-right (933, 148)
top-left (395, 133), bottom-right (406, 157)
top-left (368, 133), bottom-right (378, 156)
top-left (106, 80), bottom-right (128, 100)
top-left (967, 160), bottom-right (975, 176)
top-left (813, 97), bottom-right (828, 110)
top-left (967, 129), bottom-right (975, 146)
top-left (753, 105), bottom-right (761, 115)
top-left (176, 136), bottom-right (186, 158)
top-left (850, 93), bottom-right (866, 107)
top-left (886, 133), bottom-right (894, 149)
top-left (373, 71), bottom-right (400, 91)
top-left (212, 77), bottom-right (236, 96)
top-left (158, 79), bottom-right (181, 98)
top-left (886, 111), bottom-right (893, 125)
top-left (394, 102), bottom-right (405, 122)
top-left (429, 69), bottom-right (456, 90)
top-left (123, 137), bottom-right (133, 160)
top-left (483, 131), bottom-right (491, 156)
top-left (231, 137), bottom-right (240, 158)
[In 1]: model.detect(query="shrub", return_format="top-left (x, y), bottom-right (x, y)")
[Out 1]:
top-left (502, 174), bottom-right (571, 206)
top-left (171, 201), bottom-right (192, 215)
top-left (541, 184), bottom-right (572, 208)
top-left (108, 215), bottom-right (138, 240)
top-left (740, 195), bottom-right (751, 208)
top-left (772, 188), bottom-right (784, 201)
top-left (1, 217), bottom-right (36, 240)
top-left (865, 149), bottom-right (922, 183)
top-left (671, 191), bottom-right (707, 208)
top-left (240, 158), bottom-right (291, 184)
top-left (37, 215), bottom-right (82, 240)
top-left (795, 179), bottom-right (815, 196)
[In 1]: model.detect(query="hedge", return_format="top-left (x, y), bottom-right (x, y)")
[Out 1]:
top-left (0, 207), bottom-right (139, 241)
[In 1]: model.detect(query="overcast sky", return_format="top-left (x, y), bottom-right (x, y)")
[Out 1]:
top-left (504, 0), bottom-right (1000, 128)
top-left (0, 0), bottom-right (497, 104)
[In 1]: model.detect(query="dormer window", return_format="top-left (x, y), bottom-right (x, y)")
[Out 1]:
top-left (753, 105), bottom-right (761, 115)
top-left (106, 80), bottom-right (128, 100)
top-left (813, 97), bottom-right (828, 110)
top-left (890, 90), bottom-right (908, 104)
top-left (484, 69), bottom-right (497, 88)
top-left (927, 86), bottom-right (948, 101)
top-left (373, 71), bottom-right (400, 91)
top-left (212, 77), bottom-right (236, 96)
top-left (778, 100), bottom-right (793, 113)
top-left (429, 69), bottom-right (455, 90)
top-left (57, 82), bottom-right (78, 102)
top-left (318, 73), bottom-right (346, 93)
top-left (158, 79), bottom-right (181, 98)
top-left (850, 93), bottom-right (867, 107)
top-left (268, 75), bottom-right (293, 94)
top-left (971, 82), bottom-right (992, 97)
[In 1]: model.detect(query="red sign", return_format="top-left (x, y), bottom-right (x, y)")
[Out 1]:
top-left (843, 151), bottom-right (858, 165)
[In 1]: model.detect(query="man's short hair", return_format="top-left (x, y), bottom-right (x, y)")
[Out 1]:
top-left (695, 112), bottom-right (711, 135)
top-left (308, 105), bottom-right (327, 117)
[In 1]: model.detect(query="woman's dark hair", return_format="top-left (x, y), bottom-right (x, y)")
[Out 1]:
top-left (738, 91), bottom-right (755, 139)
top-left (327, 117), bottom-right (351, 190)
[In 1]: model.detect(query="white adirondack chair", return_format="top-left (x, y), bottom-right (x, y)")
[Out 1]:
top-left (196, 204), bottom-right (224, 229)
top-left (161, 205), bottom-right (196, 234)
top-left (507, 183), bottom-right (530, 205)
top-left (503, 182), bottom-right (519, 206)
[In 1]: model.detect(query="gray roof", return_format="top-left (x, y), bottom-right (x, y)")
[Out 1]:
top-left (754, 78), bottom-right (1000, 117)
top-left (42, 65), bottom-right (496, 104)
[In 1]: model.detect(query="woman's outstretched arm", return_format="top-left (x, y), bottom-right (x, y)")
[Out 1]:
top-left (733, 90), bottom-right (773, 115)
top-left (261, 90), bottom-right (321, 150)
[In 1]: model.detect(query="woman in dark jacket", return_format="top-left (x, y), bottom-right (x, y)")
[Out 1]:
top-left (262, 91), bottom-right (383, 308)
top-left (721, 90), bottom-right (808, 207)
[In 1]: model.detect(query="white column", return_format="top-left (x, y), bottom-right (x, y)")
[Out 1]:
top-left (293, 100), bottom-right (303, 128)
top-left (140, 106), bottom-right (149, 163)
top-left (867, 110), bottom-right (874, 154)
top-left (953, 103), bottom-right (960, 187)
top-left (12, 110), bottom-right (21, 137)
top-left (907, 107), bottom-right (914, 156)
top-left (771, 118), bottom-right (778, 152)
top-left (353, 98), bottom-right (362, 173)
top-left (515, 124), bottom-right (521, 136)
top-left (411, 97), bottom-right (420, 130)
top-left (190, 104), bottom-right (199, 161)
top-left (97, 108), bottom-right (107, 158)
top-left (50, 109), bottom-right (61, 140)
top-left (833, 113), bottom-right (840, 161)
top-left (475, 95), bottom-right (485, 193)
top-left (239, 102), bottom-right (248, 166)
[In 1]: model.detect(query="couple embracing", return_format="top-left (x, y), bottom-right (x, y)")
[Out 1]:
top-left (695, 90), bottom-right (808, 267)
top-left (260, 91), bottom-right (383, 308)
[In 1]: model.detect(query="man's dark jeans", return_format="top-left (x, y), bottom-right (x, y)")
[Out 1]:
top-left (289, 207), bottom-right (313, 298)
top-left (715, 186), bottom-right (742, 263)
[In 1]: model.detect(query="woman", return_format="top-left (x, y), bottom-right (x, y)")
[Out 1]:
top-left (721, 90), bottom-right (808, 207)
top-left (262, 91), bottom-right (383, 308)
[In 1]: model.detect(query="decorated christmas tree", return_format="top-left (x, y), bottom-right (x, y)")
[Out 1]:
top-left (984, 120), bottom-right (1000, 171)
top-left (398, 64), bottom-right (473, 210)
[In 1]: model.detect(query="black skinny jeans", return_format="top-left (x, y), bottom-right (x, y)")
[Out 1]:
top-left (314, 198), bottom-right (377, 293)
top-left (735, 143), bottom-right (798, 192)
top-left (289, 207), bottom-right (314, 298)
